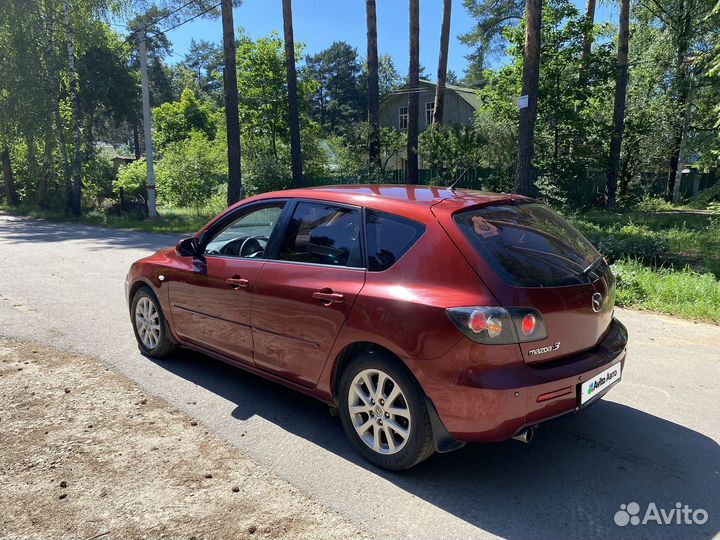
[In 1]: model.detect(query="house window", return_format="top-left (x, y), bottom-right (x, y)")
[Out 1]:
top-left (398, 106), bottom-right (408, 130)
top-left (426, 101), bottom-right (435, 125)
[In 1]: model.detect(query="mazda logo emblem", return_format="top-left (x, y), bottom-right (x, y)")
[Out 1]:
top-left (591, 292), bottom-right (603, 313)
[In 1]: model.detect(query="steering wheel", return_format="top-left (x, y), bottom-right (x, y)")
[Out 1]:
top-left (239, 235), bottom-right (267, 258)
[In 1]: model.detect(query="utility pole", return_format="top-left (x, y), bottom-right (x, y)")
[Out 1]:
top-left (138, 28), bottom-right (157, 218)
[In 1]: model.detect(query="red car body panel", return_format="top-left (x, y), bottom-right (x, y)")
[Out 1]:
top-left (251, 261), bottom-right (366, 387)
top-left (126, 185), bottom-right (628, 445)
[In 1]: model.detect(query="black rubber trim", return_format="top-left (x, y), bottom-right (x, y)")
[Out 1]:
top-left (425, 397), bottom-right (466, 453)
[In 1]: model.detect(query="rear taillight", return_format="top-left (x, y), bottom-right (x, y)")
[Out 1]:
top-left (446, 307), bottom-right (547, 344)
top-left (521, 313), bottom-right (536, 336)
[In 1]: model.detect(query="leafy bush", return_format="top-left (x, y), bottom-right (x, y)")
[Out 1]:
top-left (689, 182), bottom-right (720, 209)
top-left (418, 124), bottom-right (487, 182)
top-left (155, 131), bottom-right (226, 207)
top-left (114, 158), bottom-right (148, 198)
top-left (242, 150), bottom-right (292, 196)
top-left (633, 195), bottom-right (676, 212)
top-left (153, 89), bottom-right (219, 149)
top-left (81, 156), bottom-right (117, 209)
top-left (536, 157), bottom-right (598, 210)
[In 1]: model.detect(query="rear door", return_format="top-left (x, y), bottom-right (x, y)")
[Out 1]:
top-left (444, 200), bottom-right (615, 364)
top-left (251, 200), bottom-right (366, 387)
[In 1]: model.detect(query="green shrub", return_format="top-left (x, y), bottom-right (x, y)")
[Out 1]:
top-left (418, 124), bottom-right (487, 182)
top-left (153, 89), bottom-right (219, 149)
top-left (633, 195), bottom-right (676, 212)
top-left (114, 158), bottom-right (148, 198)
top-left (155, 131), bottom-right (226, 207)
top-left (242, 151), bottom-right (292, 196)
top-left (81, 157), bottom-right (117, 209)
top-left (689, 182), bottom-right (720, 209)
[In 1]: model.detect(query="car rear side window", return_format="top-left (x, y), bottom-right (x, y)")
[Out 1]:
top-left (278, 202), bottom-right (363, 267)
top-left (366, 210), bottom-right (425, 271)
top-left (454, 202), bottom-right (604, 287)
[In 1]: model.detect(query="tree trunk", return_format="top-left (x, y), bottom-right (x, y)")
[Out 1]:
top-left (26, 134), bottom-right (39, 181)
top-left (282, 0), bottom-right (303, 188)
top-left (39, 0), bottom-right (71, 201)
top-left (61, 0), bottom-right (82, 215)
top-left (407, 0), bottom-right (420, 182)
top-left (432, 0), bottom-right (452, 125)
top-left (85, 111), bottom-right (95, 162)
top-left (132, 122), bottom-right (141, 159)
top-left (38, 129), bottom-right (53, 208)
top-left (666, 0), bottom-right (692, 199)
top-left (1, 145), bottom-right (19, 207)
top-left (605, 0), bottom-right (630, 209)
top-left (671, 78), bottom-right (694, 203)
top-left (580, 0), bottom-right (596, 72)
top-left (515, 0), bottom-right (542, 196)
top-left (366, 0), bottom-right (381, 179)
top-left (221, 0), bottom-right (244, 205)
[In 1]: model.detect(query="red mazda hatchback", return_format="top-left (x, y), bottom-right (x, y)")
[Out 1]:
top-left (126, 185), bottom-right (627, 470)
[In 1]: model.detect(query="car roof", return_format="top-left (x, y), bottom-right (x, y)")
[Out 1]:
top-left (254, 184), bottom-right (528, 211)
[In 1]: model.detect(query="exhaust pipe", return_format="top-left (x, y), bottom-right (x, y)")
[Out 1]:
top-left (511, 427), bottom-right (534, 443)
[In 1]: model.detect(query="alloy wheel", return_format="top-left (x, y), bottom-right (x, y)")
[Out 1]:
top-left (135, 296), bottom-right (161, 350)
top-left (348, 368), bottom-right (412, 455)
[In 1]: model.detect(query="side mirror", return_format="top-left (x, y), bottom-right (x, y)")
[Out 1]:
top-left (176, 237), bottom-right (200, 258)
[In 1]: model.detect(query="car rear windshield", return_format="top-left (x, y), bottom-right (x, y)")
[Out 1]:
top-left (454, 202), bottom-right (604, 287)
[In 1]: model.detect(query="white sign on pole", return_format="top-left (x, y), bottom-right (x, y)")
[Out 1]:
top-left (517, 95), bottom-right (529, 109)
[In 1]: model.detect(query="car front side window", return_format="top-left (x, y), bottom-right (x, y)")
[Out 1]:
top-left (204, 204), bottom-right (285, 259)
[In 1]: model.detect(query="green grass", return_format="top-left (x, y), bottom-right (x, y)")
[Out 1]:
top-left (573, 211), bottom-right (720, 277)
top-left (612, 259), bottom-right (720, 324)
top-left (0, 204), bottom-right (214, 234)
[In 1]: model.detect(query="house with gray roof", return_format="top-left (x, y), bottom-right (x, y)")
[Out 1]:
top-left (379, 79), bottom-right (479, 170)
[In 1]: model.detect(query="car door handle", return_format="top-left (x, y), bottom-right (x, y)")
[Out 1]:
top-left (226, 276), bottom-right (249, 289)
top-left (313, 289), bottom-right (344, 305)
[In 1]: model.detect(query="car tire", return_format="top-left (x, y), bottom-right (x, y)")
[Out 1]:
top-left (338, 351), bottom-right (435, 471)
top-left (130, 286), bottom-right (177, 358)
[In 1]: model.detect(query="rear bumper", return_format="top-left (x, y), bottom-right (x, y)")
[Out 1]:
top-left (420, 318), bottom-right (628, 443)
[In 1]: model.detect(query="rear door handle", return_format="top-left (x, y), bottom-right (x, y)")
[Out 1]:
top-left (226, 276), bottom-right (249, 289)
top-left (313, 289), bottom-right (344, 305)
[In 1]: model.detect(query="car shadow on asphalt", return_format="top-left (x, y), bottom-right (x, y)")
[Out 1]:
top-left (150, 349), bottom-right (719, 540)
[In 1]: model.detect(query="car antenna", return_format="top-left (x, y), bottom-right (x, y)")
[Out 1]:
top-left (448, 168), bottom-right (469, 191)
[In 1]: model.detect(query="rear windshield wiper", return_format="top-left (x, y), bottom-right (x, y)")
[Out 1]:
top-left (582, 255), bottom-right (605, 278)
top-left (504, 245), bottom-right (586, 282)
top-left (509, 245), bottom-right (586, 273)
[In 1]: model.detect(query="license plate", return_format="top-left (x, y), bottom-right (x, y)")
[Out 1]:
top-left (580, 362), bottom-right (622, 405)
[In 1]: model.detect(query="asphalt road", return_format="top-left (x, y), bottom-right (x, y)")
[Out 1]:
top-left (1, 212), bottom-right (718, 540)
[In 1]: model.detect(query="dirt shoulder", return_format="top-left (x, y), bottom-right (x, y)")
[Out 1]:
top-left (0, 338), bottom-right (364, 540)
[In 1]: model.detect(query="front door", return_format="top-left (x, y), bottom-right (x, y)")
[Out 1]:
top-left (169, 202), bottom-right (286, 364)
top-left (251, 201), bottom-right (366, 387)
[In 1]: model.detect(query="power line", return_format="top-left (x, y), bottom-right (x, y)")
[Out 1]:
top-left (147, 1), bottom-right (220, 37)
top-left (143, 0), bottom-right (201, 33)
